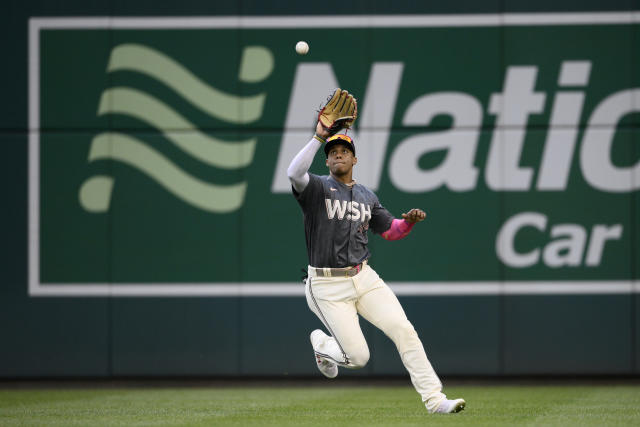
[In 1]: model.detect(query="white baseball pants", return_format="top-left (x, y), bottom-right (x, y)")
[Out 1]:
top-left (305, 262), bottom-right (446, 411)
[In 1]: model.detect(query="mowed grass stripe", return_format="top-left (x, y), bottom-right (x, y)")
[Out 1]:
top-left (0, 385), bottom-right (638, 426)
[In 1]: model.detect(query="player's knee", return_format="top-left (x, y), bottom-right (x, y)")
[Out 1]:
top-left (347, 347), bottom-right (370, 368)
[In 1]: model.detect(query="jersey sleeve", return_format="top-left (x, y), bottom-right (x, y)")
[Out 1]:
top-left (292, 173), bottom-right (323, 208)
top-left (369, 198), bottom-right (395, 235)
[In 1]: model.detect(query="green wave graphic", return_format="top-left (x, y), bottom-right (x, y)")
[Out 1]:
top-left (239, 46), bottom-right (274, 83)
top-left (85, 132), bottom-right (247, 213)
top-left (98, 87), bottom-right (256, 169)
top-left (108, 43), bottom-right (267, 124)
top-left (79, 175), bottom-right (114, 213)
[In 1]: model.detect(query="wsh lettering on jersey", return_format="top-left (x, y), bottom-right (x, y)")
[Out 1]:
top-left (325, 199), bottom-right (372, 222)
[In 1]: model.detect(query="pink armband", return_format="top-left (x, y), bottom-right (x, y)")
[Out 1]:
top-left (381, 219), bottom-right (415, 241)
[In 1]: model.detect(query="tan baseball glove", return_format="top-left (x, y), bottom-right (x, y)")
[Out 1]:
top-left (318, 88), bottom-right (358, 135)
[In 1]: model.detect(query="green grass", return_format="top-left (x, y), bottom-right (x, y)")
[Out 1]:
top-left (0, 383), bottom-right (639, 426)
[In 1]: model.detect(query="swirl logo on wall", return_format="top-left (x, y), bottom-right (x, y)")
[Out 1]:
top-left (78, 43), bottom-right (273, 214)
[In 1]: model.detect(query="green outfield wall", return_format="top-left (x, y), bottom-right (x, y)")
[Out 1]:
top-left (1, 1), bottom-right (639, 377)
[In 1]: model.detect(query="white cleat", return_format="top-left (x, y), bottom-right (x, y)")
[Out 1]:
top-left (314, 354), bottom-right (338, 379)
top-left (310, 330), bottom-right (338, 379)
top-left (432, 398), bottom-right (466, 414)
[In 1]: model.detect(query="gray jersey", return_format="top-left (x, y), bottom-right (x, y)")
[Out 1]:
top-left (293, 173), bottom-right (394, 268)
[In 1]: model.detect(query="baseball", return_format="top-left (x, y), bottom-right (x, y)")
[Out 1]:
top-left (295, 41), bottom-right (309, 55)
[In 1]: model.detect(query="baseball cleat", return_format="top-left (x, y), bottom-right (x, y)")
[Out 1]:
top-left (310, 330), bottom-right (338, 379)
top-left (432, 398), bottom-right (466, 414)
top-left (314, 354), bottom-right (338, 378)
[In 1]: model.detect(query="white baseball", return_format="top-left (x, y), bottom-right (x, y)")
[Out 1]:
top-left (295, 41), bottom-right (309, 55)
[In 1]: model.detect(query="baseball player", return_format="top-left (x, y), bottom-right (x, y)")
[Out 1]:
top-left (287, 89), bottom-right (465, 414)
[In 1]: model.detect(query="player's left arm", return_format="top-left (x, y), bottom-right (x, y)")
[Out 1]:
top-left (381, 208), bottom-right (426, 241)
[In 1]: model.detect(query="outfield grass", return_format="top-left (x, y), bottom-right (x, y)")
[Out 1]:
top-left (0, 383), bottom-right (639, 426)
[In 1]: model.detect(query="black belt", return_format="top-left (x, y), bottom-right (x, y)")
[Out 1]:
top-left (312, 261), bottom-right (365, 278)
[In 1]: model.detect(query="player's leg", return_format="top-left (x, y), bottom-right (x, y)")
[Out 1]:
top-left (354, 266), bottom-right (462, 413)
top-left (305, 276), bottom-right (370, 369)
top-left (356, 284), bottom-right (445, 410)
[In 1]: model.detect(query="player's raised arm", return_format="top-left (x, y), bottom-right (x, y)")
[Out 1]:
top-left (381, 208), bottom-right (427, 241)
top-left (287, 89), bottom-right (357, 193)
top-left (286, 131), bottom-right (325, 194)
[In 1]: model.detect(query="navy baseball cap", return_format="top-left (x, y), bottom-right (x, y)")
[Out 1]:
top-left (324, 134), bottom-right (356, 157)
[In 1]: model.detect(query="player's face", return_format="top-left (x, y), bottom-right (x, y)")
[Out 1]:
top-left (326, 145), bottom-right (357, 176)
